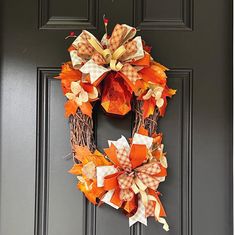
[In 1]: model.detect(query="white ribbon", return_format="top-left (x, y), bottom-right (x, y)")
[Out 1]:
top-left (129, 198), bottom-right (147, 226)
top-left (102, 190), bottom-right (120, 209)
top-left (96, 165), bottom-right (118, 187)
top-left (132, 133), bottom-right (153, 149)
top-left (69, 25), bottom-right (145, 84)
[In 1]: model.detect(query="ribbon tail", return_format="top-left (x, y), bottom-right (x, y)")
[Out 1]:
top-left (148, 195), bottom-right (169, 231)
top-left (155, 201), bottom-right (169, 231)
top-left (129, 199), bottom-right (147, 227)
top-left (102, 189), bottom-right (120, 209)
top-left (80, 59), bottom-right (110, 84)
top-left (158, 217), bottom-right (169, 232)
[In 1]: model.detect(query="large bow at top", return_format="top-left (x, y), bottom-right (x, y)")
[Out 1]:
top-left (69, 24), bottom-right (145, 87)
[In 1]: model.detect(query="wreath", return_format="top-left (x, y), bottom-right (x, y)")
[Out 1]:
top-left (56, 18), bottom-right (176, 231)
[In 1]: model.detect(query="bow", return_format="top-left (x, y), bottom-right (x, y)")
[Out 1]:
top-left (96, 133), bottom-right (169, 231)
top-left (69, 24), bottom-right (145, 88)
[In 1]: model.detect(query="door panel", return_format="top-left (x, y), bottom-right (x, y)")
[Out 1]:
top-left (35, 69), bottom-right (192, 235)
top-left (0, 0), bottom-right (232, 235)
top-left (48, 78), bottom-right (84, 235)
top-left (36, 70), bottom-right (85, 235)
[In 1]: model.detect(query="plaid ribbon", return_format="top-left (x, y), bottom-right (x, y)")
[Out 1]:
top-left (120, 63), bottom-right (141, 84)
top-left (79, 59), bottom-right (110, 84)
top-left (107, 134), bottom-right (160, 200)
top-left (145, 200), bottom-right (155, 217)
top-left (109, 24), bottom-right (128, 52)
top-left (69, 24), bottom-right (144, 86)
top-left (92, 52), bottom-right (106, 65)
top-left (117, 173), bottom-right (134, 201)
top-left (97, 134), bottom-right (168, 230)
top-left (116, 147), bottom-right (132, 172)
top-left (136, 172), bottom-right (159, 190)
top-left (136, 162), bottom-right (161, 175)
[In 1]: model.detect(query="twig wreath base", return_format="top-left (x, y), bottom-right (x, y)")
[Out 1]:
top-left (132, 99), bottom-right (159, 137)
top-left (69, 99), bottom-right (159, 154)
top-left (69, 109), bottom-right (96, 152)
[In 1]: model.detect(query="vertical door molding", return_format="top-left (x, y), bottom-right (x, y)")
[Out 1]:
top-left (35, 68), bottom-right (95, 235)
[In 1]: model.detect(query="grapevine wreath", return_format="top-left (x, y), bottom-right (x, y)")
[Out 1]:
top-left (56, 18), bottom-right (176, 231)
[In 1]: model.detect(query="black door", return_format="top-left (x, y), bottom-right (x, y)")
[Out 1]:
top-left (0, 0), bottom-right (233, 235)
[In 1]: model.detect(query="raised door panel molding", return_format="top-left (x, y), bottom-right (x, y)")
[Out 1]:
top-left (35, 68), bottom-right (192, 235)
top-left (35, 68), bottom-right (95, 235)
top-left (134, 0), bottom-right (193, 30)
top-left (38, 0), bottom-right (98, 30)
top-left (142, 69), bottom-right (192, 235)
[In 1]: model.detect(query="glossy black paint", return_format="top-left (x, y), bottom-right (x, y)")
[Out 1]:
top-left (0, 0), bottom-right (233, 235)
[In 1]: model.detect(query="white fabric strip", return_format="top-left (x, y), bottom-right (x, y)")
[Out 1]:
top-left (96, 165), bottom-right (118, 187)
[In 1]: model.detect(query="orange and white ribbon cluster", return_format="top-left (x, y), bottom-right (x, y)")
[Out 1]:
top-left (69, 24), bottom-right (144, 86)
top-left (69, 128), bottom-right (169, 230)
top-left (95, 131), bottom-right (169, 230)
top-left (56, 23), bottom-right (176, 118)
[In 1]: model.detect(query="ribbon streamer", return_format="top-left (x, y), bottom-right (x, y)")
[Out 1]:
top-left (129, 198), bottom-right (147, 226)
top-left (148, 195), bottom-right (169, 231)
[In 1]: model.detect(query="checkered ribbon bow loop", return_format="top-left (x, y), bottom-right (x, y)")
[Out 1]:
top-left (116, 161), bottom-right (161, 204)
top-left (105, 134), bottom-right (161, 202)
top-left (69, 24), bottom-right (145, 86)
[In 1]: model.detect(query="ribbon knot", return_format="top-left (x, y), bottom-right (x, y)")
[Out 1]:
top-left (87, 37), bottom-right (127, 71)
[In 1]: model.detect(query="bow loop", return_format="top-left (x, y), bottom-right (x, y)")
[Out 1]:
top-left (69, 24), bottom-right (145, 88)
top-left (109, 24), bottom-right (128, 52)
top-left (129, 144), bottom-right (147, 169)
top-left (135, 162), bottom-right (161, 175)
top-left (116, 147), bottom-right (132, 171)
top-left (137, 172), bottom-right (159, 190)
top-left (121, 40), bottom-right (137, 60)
top-left (72, 30), bottom-right (98, 58)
